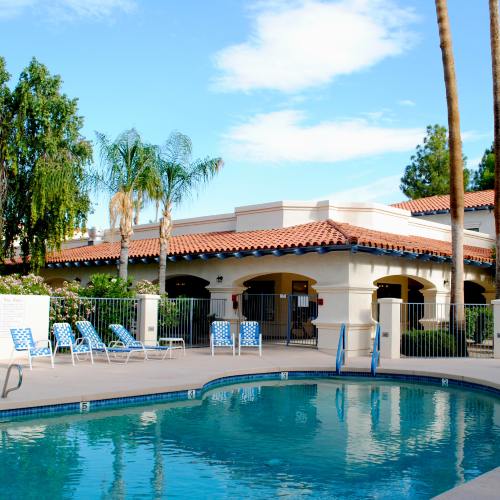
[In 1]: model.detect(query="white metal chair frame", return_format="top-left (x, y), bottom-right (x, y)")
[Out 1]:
top-left (53, 323), bottom-right (94, 366)
top-left (210, 321), bottom-right (235, 356)
top-left (238, 321), bottom-right (262, 356)
top-left (9, 328), bottom-right (54, 370)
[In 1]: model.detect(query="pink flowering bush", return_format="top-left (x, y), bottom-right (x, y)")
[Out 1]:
top-left (0, 273), bottom-right (51, 295)
top-left (134, 280), bottom-right (160, 295)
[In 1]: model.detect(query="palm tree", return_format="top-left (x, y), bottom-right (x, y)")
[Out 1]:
top-left (95, 129), bottom-right (157, 280)
top-left (435, 0), bottom-right (466, 352)
top-left (489, 0), bottom-right (500, 298)
top-left (154, 132), bottom-right (222, 294)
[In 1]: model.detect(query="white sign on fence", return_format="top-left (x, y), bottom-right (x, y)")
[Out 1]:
top-left (0, 294), bottom-right (50, 360)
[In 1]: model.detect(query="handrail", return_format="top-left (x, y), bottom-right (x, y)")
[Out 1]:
top-left (335, 323), bottom-right (346, 375)
top-left (371, 323), bottom-right (381, 376)
top-left (2, 364), bottom-right (23, 399)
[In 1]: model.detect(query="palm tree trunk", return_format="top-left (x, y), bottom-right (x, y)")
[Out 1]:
top-left (158, 204), bottom-right (172, 295)
top-left (134, 190), bottom-right (142, 226)
top-left (490, 0), bottom-right (500, 298)
top-left (119, 234), bottom-right (130, 280)
top-left (435, 0), bottom-right (466, 353)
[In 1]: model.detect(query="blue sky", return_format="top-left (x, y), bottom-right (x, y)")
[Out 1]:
top-left (0, 0), bottom-right (494, 228)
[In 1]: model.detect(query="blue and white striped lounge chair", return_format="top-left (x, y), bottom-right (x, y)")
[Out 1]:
top-left (109, 324), bottom-right (175, 360)
top-left (238, 321), bottom-right (262, 356)
top-left (75, 321), bottom-right (144, 363)
top-left (210, 321), bottom-right (235, 356)
top-left (10, 327), bottom-right (54, 370)
top-left (53, 322), bottom-right (93, 365)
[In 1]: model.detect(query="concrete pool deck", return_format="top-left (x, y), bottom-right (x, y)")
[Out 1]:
top-left (1, 345), bottom-right (499, 412)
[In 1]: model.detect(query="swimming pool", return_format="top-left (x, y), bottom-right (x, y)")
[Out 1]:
top-left (1, 378), bottom-right (499, 499)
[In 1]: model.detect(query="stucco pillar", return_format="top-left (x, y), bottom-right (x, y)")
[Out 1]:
top-left (312, 284), bottom-right (376, 357)
top-left (378, 298), bottom-right (402, 359)
top-left (419, 288), bottom-right (450, 330)
top-left (491, 299), bottom-right (500, 359)
top-left (136, 294), bottom-right (160, 345)
top-left (206, 286), bottom-right (245, 331)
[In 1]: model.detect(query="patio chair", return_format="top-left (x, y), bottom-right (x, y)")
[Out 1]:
top-left (9, 327), bottom-right (54, 370)
top-left (238, 321), bottom-right (262, 356)
top-left (210, 321), bottom-right (235, 356)
top-left (75, 321), bottom-right (144, 363)
top-left (109, 324), bottom-right (176, 360)
top-left (53, 322), bottom-right (93, 366)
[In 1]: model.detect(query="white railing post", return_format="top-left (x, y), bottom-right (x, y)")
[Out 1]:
top-left (378, 298), bottom-right (402, 359)
top-left (136, 294), bottom-right (160, 345)
top-left (492, 299), bottom-right (500, 359)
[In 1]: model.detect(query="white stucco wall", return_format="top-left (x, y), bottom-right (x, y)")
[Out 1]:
top-left (418, 210), bottom-right (495, 239)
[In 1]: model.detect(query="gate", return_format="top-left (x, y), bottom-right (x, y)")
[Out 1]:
top-left (240, 294), bottom-right (318, 346)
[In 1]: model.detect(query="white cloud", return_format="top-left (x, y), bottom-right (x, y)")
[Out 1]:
top-left (398, 99), bottom-right (416, 107)
top-left (213, 0), bottom-right (417, 93)
top-left (223, 110), bottom-right (423, 163)
top-left (0, 0), bottom-right (135, 20)
top-left (318, 174), bottom-right (402, 203)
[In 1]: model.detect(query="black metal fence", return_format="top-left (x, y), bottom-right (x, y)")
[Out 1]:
top-left (240, 294), bottom-right (318, 346)
top-left (400, 302), bottom-right (493, 358)
top-left (49, 297), bottom-right (139, 345)
top-left (158, 298), bottom-right (226, 347)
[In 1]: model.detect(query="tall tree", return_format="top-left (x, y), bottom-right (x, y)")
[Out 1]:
top-left (0, 57), bottom-right (12, 239)
top-left (95, 129), bottom-right (157, 280)
top-left (435, 0), bottom-right (465, 349)
top-left (400, 124), bottom-right (469, 199)
top-left (154, 132), bottom-right (222, 294)
top-left (489, 0), bottom-right (500, 298)
top-left (470, 145), bottom-right (495, 191)
top-left (3, 58), bottom-right (91, 270)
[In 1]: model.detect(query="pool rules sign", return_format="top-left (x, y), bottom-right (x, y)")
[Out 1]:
top-left (0, 295), bottom-right (50, 360)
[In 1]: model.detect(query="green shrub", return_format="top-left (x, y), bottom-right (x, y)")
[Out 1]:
top-left (401, 329), bottom-right (457, 357)
top-left (465, 306), bottom-right (493, 342)
top-left (79, 273), bottom-right (134, 298)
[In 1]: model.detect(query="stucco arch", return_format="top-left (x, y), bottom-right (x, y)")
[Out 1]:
top-left (233, 271), bottom-right (317, 290)
top-left (373, 274), bottom-right (436, 291)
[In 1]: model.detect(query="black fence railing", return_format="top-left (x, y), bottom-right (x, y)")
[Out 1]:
top-left (400, 302), bottom-right (493, 358)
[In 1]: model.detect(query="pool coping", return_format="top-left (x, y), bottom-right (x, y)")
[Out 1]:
top-left (1, 364), bottom-right (499, 419)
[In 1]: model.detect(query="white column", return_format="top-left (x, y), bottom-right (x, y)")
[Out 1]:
top-left (206, 286), bottom-right (245, 331)
top-left (378, 298), bottom-right (402, 359)
top-left (419, 288), bottom-right (450, 330)
top-left (136, 294), bottom-right (160, 345)
top-left (312, 285), bottom-right (376, 357)
top-left (491, 299), bottom-right (500, 359)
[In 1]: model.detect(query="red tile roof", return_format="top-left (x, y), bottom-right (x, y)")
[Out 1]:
top-left (39, 220), bottom-right (492, 265)
top-left (392, 190), bottom-right (494, 214)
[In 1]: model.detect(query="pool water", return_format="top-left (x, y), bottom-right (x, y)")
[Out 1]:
top-left (1, 379), bottom-right (499, 499)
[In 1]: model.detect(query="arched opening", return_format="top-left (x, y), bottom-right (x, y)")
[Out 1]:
top-left (464, 281), bottom-right (486, 304)
top-left (373, 275), bottom-right (432, 302)
top-left (373, 275), bottom-right (433, 328)
top-left (164, 275), bottom-right (210, 299)
top-left (241, 272), bottom-right (318, 345)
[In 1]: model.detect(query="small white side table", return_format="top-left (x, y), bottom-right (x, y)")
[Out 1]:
top-left (158, 337), bottom-right (186, 356)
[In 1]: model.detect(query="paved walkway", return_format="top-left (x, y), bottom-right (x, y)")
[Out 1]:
top-left (1, 346), bottom-right (499, 411)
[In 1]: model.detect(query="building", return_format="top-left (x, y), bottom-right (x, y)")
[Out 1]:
top-left (37, 196), bottom-right (495, 356)
top-left (392, 190), bottom-right (495, 236)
